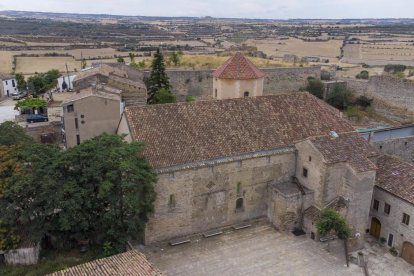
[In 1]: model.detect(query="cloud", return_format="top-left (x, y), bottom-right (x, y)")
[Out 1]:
top-left (0, 0), bottom-right (413, 19)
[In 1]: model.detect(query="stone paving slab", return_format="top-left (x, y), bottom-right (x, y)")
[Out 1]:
top-left (142, 223), bottom-right (363, 276)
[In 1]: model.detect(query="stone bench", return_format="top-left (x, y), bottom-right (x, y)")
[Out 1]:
top-left (169, 237), bottom-right (191, 246)
top-left (233, 222), bottom-right (252, 230)
top-left (203, 229), bottom-right (223, 238)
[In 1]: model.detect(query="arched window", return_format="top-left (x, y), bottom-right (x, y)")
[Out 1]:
top-left (244, 91), bottom-right (249, 97)
top-left (236, 198), bottom-right (244, 211)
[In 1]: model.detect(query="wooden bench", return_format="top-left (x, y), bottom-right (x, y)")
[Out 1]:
top-left (169, 237), bottom-right (191, 246)
top-left (233, 222), bottom-right (252, 230)
top-left (203, 229), bottom-right (223, 238)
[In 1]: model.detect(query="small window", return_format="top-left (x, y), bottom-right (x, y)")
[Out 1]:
top-left (244, 91), bottom-right (249, 97)
top-left (76, 134), bottom-right (80, 145)
top-left (384, 203), bottom-right (391, 215)
top-left (403, 213), bottom-right (410, 225)
top-left (308, 156), bottom-right (312, 162)
top-left (215, 88), bottom-right (217, 98)
top-left (379, 145), bottom-right (383, 150)
top-left (67, 104), bottom-right (74, 113)
top-left (302, 168), bottom-right (308, 178)
top-left (236, 198), bottom-right (244, 211)
top-left (75, 118), bottom-right (79, 129)
top-left (168, 194), bottom-right (176, 208)
top-left (237, 182), bottom-right (242, 195)
top-left (373, 199), bottom-right (379, 211)
top-left (12, 80), bottom-right (15, 87)
top-left (388, 233), bottom-right (394, 247)
top-left (5, 80), bottom-right (8, 85)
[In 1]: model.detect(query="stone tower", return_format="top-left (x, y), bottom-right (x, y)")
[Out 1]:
top-left (212, 52), bottom-right (265, 99)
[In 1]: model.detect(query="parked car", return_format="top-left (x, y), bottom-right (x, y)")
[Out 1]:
top-left (27, 114), bottom-right (48, 123)
top-left (12, 92), bottom-right (27, 100)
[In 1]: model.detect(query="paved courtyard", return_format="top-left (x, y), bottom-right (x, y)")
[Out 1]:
top-left (143, 223), bottom-right (363, 276)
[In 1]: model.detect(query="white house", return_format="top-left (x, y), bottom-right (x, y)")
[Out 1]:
top-left (0, 74), bottom-right (18, 98)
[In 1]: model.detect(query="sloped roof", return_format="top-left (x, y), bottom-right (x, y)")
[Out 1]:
top-left (309, 132), bottom-right (378, 172)
top-left (61, 86), bottom-right (121, 106)
top-left (49, 250), bottom-right (163, 276)
top-left (213, 52), bottom-right (265, 80)
top-left (124, 93), bottom-right (355, 169)
top-left (376, 155), bottom-right (414, 205)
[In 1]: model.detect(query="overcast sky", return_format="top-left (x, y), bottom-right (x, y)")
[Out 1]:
top-left (0, 0), bottom-right (413, 19)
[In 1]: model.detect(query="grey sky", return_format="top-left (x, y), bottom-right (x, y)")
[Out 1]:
top-left (0, 0), bottom-right (412, 19)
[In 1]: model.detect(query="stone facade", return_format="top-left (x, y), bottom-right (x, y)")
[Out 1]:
top-left (373, 136), bottom-right (414, 163)
top-left (370, 187), bottom-right (414, 253)
top-left (213, 77), bottom-right (264, 99)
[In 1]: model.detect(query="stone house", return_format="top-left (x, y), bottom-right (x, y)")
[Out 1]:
top-left (370, 155), bottom-right (414, 265)
top-left (61, 85), bottom-right (122, 148)
top-left (212, 52), bottom-right (265, 99)
top-left (117, 93), bottom-right (378, 248)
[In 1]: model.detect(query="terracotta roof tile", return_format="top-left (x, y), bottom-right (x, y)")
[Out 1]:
top-left (49, 250), bottom-right (163, 276)
top-left (309, 132), bottom-right (378, 172)
top-left (213, 52), bottom-right (265, 80)
top-left (376, 155), bottom-right (414, 205)
top-left (125, 93), bottom-right (355, 169)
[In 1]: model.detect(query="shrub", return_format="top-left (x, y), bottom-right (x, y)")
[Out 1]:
top-left (393, 72), bottom-right (405, 79)
top-left (356, 70), bottom-right (369, 79)
top-left (305, 79), bottom-right (324, 99)
top-left (389, 247), bottom-right (398, 256)
top-left (185, 96), bottom-right (195, 102)
top-left (384, 64), bottom-right (406, 73)
top-left (355, 95), bottom-right (373, 107)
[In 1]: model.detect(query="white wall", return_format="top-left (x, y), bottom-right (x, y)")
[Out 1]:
top-left (3, 78), bottom-right (18, 96)
top-left (57, 75), bottom-right (76, 92)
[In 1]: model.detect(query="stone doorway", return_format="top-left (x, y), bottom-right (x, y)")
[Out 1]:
top-left (370, 217), bottom-right (381, 239)
top-left (402, 241), bottom-right (414, 265)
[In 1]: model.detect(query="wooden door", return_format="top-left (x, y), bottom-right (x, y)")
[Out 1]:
top-left (370, 218), bottom-right (381, 239)
top-left (402, 242), bottom-right (414, 265)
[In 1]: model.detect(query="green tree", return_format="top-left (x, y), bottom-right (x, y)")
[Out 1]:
top-left (129, 53), bottom-right (136, 63)
top-left (305, 78), bottom-right (324, 99)
top-left (54, 134), bottom-right (157, 250)
top-left (317, 208), bottom-right (351, 266)
top-left (153, 88), bottom-right (176, 104)
top-left (15, 73), bottom-right (27, 91)
top-left (117, 57), bottom-right (125, 64)
top-left (0, 121), bottom-right (34, 146)
top-left (27, 69), bottom-right (60, 96)
top-left (356, 70), bottom-right (369, 79)
top-left (146, 49), bottom-right (171, 104)
top-left (169, 51), bottom-right (181, 66)
top-left (326, 84), bottom-right (354, 110)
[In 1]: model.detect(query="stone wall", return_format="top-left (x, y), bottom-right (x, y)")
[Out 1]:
top-left (373, 137), bottom-right (414, 163)
top-left (25, 123), bottom-right (62, 144)
top-left (142, 66), bottom-right (321, 101)
top-left (144, 150), bottom-right (296, 244)
top-left (370, 187), bottom-right (414, 254)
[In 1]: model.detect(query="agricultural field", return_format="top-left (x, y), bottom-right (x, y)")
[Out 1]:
top-left (245, 38), bottom-right (342, 61)
top-left (342, 43), bottom-right (414, 66)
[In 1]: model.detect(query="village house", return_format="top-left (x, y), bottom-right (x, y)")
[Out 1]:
top-left (117, 93), bottom-right (378, 249)
top-left (61, 85), bottom-right (122, 148)
top-left (370, 155), bottom-right (414, 265)
top-left (0, 73), bottom-right (18, 98)
top-left (212, 52), bottom-right (265, 99)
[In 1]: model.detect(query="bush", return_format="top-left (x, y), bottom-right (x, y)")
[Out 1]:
top-left (389, 247), bottom-right (398, 256)
top-left (326, 84), bottom-right (354, 110)
top-left (185, 96), bottom-right (195, 102)
top-left (355, 95), bottom-right (373, 107)
top-left (384, 64), bottom-right (406, 73)
top-left (305, 79), bottom-right (324, 99)
top-left (356, 70), bottom-right (369, 79)
top-left (393, 72), bottom-right (405, 79)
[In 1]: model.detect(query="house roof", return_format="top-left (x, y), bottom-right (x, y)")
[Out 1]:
top-left (73, 64), bottom-right (127, 83)
top-left (309, 132), bottom-right (378, 172)
top-left (0, 73), bottom-right (14, 80)
top-left (49, 250), bottom-right (163, 276)
top-left (376, 155), bottom-right (414, 205)
top-left (124, 93), bottom-right (355, 169)
top-left (61, 86), bottom-right (121, 106)
top-left (213, 52), bottom-right (265, 80)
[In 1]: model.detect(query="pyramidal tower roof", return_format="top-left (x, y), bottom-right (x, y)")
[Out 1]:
top-left (213, 52), bottom-right (265, 80)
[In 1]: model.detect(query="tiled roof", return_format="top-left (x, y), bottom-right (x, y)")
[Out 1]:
top-left (376, 155), bottom-right (414, 205)
top-left (213, 52), bottom-right (265, 80)
top-left (49, 250), bottom-right (163, 276)
top-left (124, 93), bottom-right (355, 169)
top-left (73, 64), bottom-right (127, 83)
top-left (61, 86), bottom-right (121, 106)
top-left (309, 132), bottom-right (378, 172)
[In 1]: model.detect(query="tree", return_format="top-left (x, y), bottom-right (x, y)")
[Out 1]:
top-left (53, 134), bottom-right (157, 251)
top-left (27, 69), bottom-right (60, 96)
top-left (0, 121), bottom-right (34, 146)
top-left (153, 88), bottom-right (176, 104)
top-left (117, 57), bottom-right (125, 64)
top-left (15, 73), bottom-right (27, 91)
top-left (326, 84), bottom-right (354, 110)
top-left (81, 59), bottom-right (87, 69)
top-left (305, 78), bottom-right (324, 99)
top-left (129, 53), bottom-right (136, 63)
top-left (146, 49), bottom-right (171, 104)
top-left (356, 70), bottom-right (369, 79)
top-left (317, 208), bottom-right (351, 266)
top-left (169, 51), bottom-right (181, 66)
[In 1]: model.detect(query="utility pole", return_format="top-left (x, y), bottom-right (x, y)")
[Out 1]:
top-left (65, 63), bottom-right (71, 90)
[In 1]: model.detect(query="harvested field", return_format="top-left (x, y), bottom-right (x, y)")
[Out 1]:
top-left (15, 56), bottom-right (80, 74)
top-left (245, 38), bottom-right (342, 61)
